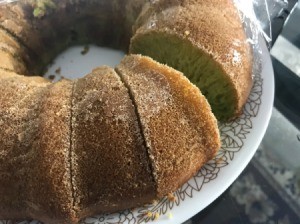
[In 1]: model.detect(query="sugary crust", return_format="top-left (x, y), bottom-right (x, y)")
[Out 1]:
top-left (117, 55), bottom-right (220, 197)
top-left (0, 71), bottom-right (75, 223)
top-left (132, 0), bottom-right (253, 118)
top-left (0, 30), bottom-right (26, 74)
top-left (0, 0), bottom-right (247, 222)
top-left (29, 79), bottom-right (76, 224)
top-left (0, 50), bottom-right (27, 74)
top-left (0, 3), bottom-right (41, 70)
top-left (71, 67), bottom-right (156, 219)
top-left (0, 72), bottom-right (50, 219)
top-left (0, 28), bottom-right (30, 67)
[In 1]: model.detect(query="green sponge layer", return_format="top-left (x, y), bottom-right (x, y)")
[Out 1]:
top-left (130, 31), bottom-right (237, 121)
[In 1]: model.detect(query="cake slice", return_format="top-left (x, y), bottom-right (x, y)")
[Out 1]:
top-left (0, 74), bottom-right (49, 219)
top-left (116, 54), bottom-right (220, 197)
top-left (28, 79), bottom-right (76, 223)
top-left (130, 0), bottom-right (253, 121)
top-left (0, 73), bottom-right (75, 223)
top-left (71, 66), bottom-right (156, 219)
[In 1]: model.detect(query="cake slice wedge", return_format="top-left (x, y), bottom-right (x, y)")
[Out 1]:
top-left (71, 66), bottom-right (156, 219)
top-left (130, 0), bottom-right (253, 121)
top-left (116, 54), bottom-right (220, 197)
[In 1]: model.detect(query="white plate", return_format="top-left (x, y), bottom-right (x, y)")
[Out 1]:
top-left (4, 35), bottom-right (273, 224)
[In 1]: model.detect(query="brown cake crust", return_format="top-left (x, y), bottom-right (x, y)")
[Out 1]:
top-left (0, 0), bottom-right (148, 73)
top-left (117, 55), bottom-right (220, 197)
top-left (0, 50), bottom-right (27, 74)
top-left (0, 29), bottom-right (27, 74)
top-left (28, 79), bottom-right (75, 224)
top-left (0, 72), bottom-right (49, 219)
top-left (0, 71), bottom-right (75, 223)
top-left (71, 67), bottom-right (156, 219)
top-left (0, 0), bottom-right (247, 222)
top-left (131, 0), bottom-right (253, 119)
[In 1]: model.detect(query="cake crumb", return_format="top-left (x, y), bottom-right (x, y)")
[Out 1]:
top-left (17, 132), bottom-right (23, 142)
top-left (55, 67), bottom-right (61, 74)
top-left (154, 212), bottom-right (159, 220)
top-left (81, 45), bottom-right (90, 55)
top-left (48, 74), bottom-right (55, 80)
top-left (146, 211), bottom-right (152, 218)
top-left (151, 199), bottom-right (158, 205)
top-left (167, 193), bottom-right (176, 202)
top-left (232, 49), bottom-right (241, 64)
top-left (216, 157), bottom-right (225, 164)
top-left (184, 30), bottom-right (190, 36)
top-left (167, 213), bottom-right (173, 219)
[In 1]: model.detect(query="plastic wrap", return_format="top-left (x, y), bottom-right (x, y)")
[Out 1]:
top-left (235, 0), bottom-right (292, 48)
top-left (236, 0), bottom-right (287, 44)
top-left (233, 0), bottom-right (293, 84)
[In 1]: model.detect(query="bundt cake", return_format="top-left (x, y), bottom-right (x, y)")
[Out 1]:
top-left (0, 0), bottom-right (252, 223)
top-left (130, 0), bottom-right (253, 120)
top-left (0, 55), bottom-right (220, 223)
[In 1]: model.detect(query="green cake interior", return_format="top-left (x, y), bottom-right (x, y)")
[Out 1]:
top-left (130, 31), bottom-right (237, 121)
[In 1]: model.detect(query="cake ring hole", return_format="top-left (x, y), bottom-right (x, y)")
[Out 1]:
top-left (44, 45), bottom-right (125, 82)
top-left (0, 0), bottom-right (140, 78)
